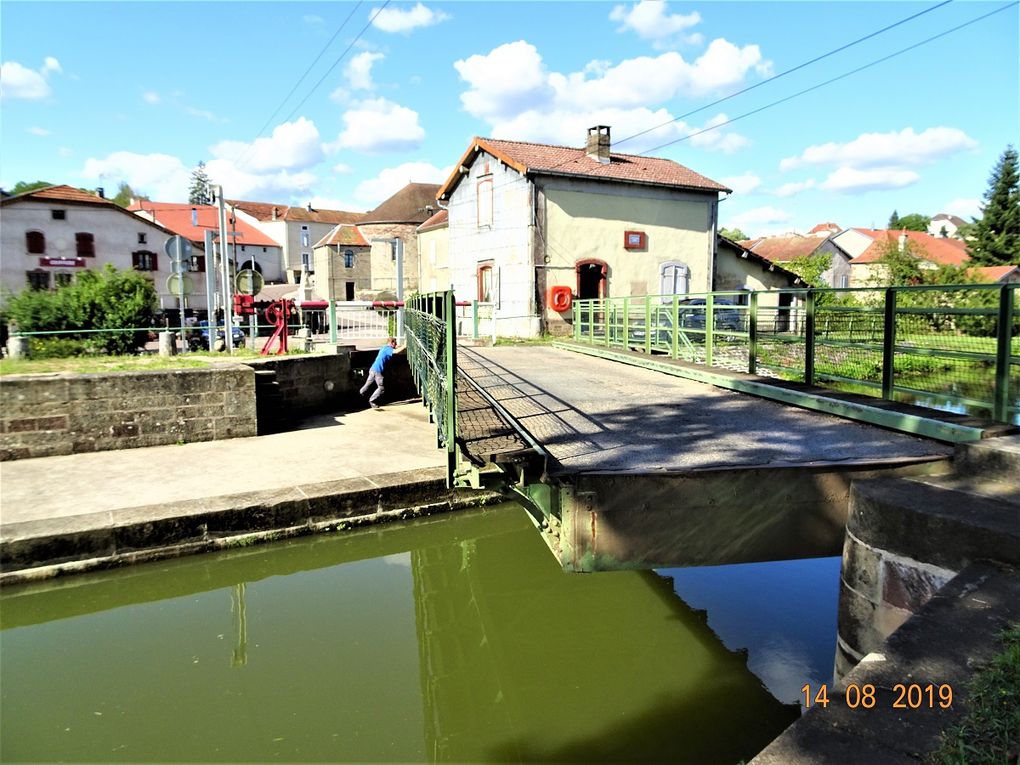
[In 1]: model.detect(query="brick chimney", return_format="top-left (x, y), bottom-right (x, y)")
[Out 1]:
top-left (586, 125), bottom-right (611, 164)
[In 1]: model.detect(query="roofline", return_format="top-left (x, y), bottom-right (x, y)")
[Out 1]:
top-left (718, 235), bottom-right (807, 285)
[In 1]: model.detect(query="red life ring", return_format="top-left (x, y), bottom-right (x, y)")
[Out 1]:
top-left (548, 285), bottom-right (573, 312)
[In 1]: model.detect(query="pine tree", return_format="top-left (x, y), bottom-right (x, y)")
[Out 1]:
top-left (188, 161), bottom-right (212, 205)
top-left (888, 209), bottom-right (901, 229)
top-left (967, 146), bottom-right (1020, 265)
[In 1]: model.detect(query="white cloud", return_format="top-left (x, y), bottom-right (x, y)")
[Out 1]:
top-left (332, 98), bottom-right (425, 154)
top-left (819, 167), bottom-right (920, 193)
top-left (186, 105), bottom-right (227, 124)
top-left (81, 152), bottom-right (192, 201)
top-left (720, 172), bottom-right (761, 195)
top-left (774, 178), bottom-right (816, 197)
top-left (332, 162), bottom-right (354, 174)
top-left (371, 2), bottom-right (449, 34)
top-left (354, 161), bottom-right (451, 206)
top-left (345, 51), bottom-right (384, 91)
top-left (780, 127), bottom-right (978, 172)
top-left (454, 39), bottom-right (765, 151)
top-left (58, 147), bottom-right (73, 158)
top-left (27, 126), bottom-right (51, 137)
top-left (1, 58), bottom-right (61, 100)
top-left (942, 197), bottom-right (981, 220)
top-left (609, 1), bottom-right (702, 47)
top-left (726, 205), bottom-right (794, 235)
top-left (210, 117), bottom-right (323, 173)
top-left (329, 86), bottom-right (351, 104)
top-left (205, 160), bottom-right (318, 201)
top-left (142, 91), bottom-right (161, 104)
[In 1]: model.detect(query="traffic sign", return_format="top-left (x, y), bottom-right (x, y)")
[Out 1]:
top-left (164, 235), bottom-right (192, 267)
top-left (235, 269), bottom-right (264, 296)
top-left (165, 273), bottom-right (194, 295)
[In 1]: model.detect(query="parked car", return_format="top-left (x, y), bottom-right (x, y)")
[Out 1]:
top-left (189, 320), bottom-right (245, 351)
top-left (677, 298), bottom-right (746, 332)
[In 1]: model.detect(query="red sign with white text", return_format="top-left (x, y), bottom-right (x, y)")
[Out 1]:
top-left (40, 257), bottom-right (86, 268)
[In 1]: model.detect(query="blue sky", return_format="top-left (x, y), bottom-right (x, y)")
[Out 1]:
top-left (2, 1), bottom-right (1017, 237)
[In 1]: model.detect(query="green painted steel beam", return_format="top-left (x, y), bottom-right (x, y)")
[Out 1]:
top-left (552, 341), bottom-right (987, 443)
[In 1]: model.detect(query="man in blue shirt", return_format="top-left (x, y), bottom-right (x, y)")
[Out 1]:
top-left (360, 337), bottom-right (399, 409)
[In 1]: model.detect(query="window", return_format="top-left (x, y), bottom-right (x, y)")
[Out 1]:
top-left (132, 250), bottom-right (158, 271)
top-left (51, 209), bottom-right (66, 220)
top-left (477, 262), bottom-right (494, 302)
top-left (241, 245), bottom-right (247, 252)
top-left (837, 274), bottom-right (849, 288)
top-left (27, 270), bottom-right (50, 290)
top-left (138, 232), bottom-right (147, 244)
top-left (187, 256), bottom-right (207, 273)
top-left (301, 252), bottom-right (313, 273)
top-left (477, 178), bottom-right (493, 228)
top-left (344, 250), bottom-right (355, 269)
top-left (262, 247), bottom-right (267, 253)
top-left (55, 273), bottom-right (74, 288)
top-left (75, 232), bottom-right (95, 257)
top-left (659, 261), bottom-right (690, 303)
top-left (301, 225), bottom-right (310, 247)
top-left (26, 231), bottom-right (45, 254)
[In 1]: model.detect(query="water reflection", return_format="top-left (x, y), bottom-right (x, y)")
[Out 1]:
top-left (2, 505), bottom-right (802, 763)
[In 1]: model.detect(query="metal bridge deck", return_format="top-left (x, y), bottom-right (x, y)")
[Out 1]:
top-left (456, 345), bottom-right (953, 475)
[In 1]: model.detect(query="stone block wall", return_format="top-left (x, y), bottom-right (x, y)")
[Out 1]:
top-left (245, 352), bottom-right (357, 418)
top-left (1, 367), bottom-right (257, 461)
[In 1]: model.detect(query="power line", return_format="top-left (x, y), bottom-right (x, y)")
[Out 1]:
top-left (613, 0), bottom-right (954, 149)
top-left (236, 2), bottom-right (364, 171)
top-left (639, 1), bottom-right (1018, 157)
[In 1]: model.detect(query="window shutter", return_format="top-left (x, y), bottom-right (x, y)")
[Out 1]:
top-left (26, 231), bottom-right (46, 254)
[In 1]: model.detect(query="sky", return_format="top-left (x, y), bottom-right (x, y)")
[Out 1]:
top-left (1, 0), bottom-right (1017, 238)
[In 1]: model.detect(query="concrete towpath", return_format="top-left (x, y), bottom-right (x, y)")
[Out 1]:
top-left (0, 402), bottom-right (485, 581)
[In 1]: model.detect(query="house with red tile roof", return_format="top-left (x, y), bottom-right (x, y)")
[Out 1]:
top-left (0, 185), bottom-right (208, 312)
top-left (227, 200), bottom-right (362, 285)
top-left (311, 224), bottom-right (371, 302)
top-left (928, 213), bottom-right (968, 240)
top-left (832, 229), bottom-right (971, 287)
top-left (739, 234), bottom-right (851, 288)
top-left (968, 264), bottom-right (1020, 283)
top-left (435, 125), bottom-right (731, 337)
top-left (129, 201), bottom-right (284, 283)
top-left (808, 222), bottom-right (841, 236)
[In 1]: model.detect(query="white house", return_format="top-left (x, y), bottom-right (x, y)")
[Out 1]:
top-left (436, 126), bottom-right (731, 337)
top-left (0, 185), bottom-right (205, 312)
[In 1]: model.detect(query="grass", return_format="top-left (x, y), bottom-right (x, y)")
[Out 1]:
top-left (0, 347), bottom-right (306, 376)
top-left (929, 624), bottom-right (1020, 765)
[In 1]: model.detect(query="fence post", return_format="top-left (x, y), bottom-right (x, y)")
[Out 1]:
top-left (623, 297), bottom-right (630, 350)
top-left (994, 284), bottom-right (1015, 423)
top-left (573, 301), bottom-right (580, 342)
top-left (444, 290), bottom-right (458, 488)
top-left (748, 292), bottom-right (758, 375)
top-left (472, 299), bottom-right (479, 340)
top-left (328, 300), bottom-right (337, 344)
top-left (881, 288), bottom-right (898, 400)
top-left (671, 294), bottom-right (679, 359)
top-left (705, 294), bottom-right (714, 367)
top-left (804, 291), bottom-right (816, 385)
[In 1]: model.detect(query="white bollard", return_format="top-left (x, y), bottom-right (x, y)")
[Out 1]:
top-left (158, 331), bottom-right (178, 357)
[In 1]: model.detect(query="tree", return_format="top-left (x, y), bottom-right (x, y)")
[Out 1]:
top-left (783, 252), bottom-right (832, 288)
top-left (6, 180), bottom-right (53, 196)
top-left (897, 213), bottom-right (930, 232)
top-left (188, 161), bottom-right (212, 205)
top-left (112, 182), bottom-right (146, 208)
top-left (720, 227), bottom-right (748, 241)
top-left (888, 210), bottom-right (901, 229)
top-left (5, 265), bottom-right (157, 356)
top-left (967, 145), bottom-right (1020, 265)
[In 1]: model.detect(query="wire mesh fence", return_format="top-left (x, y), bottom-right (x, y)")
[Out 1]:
top-left (573, 284), bottom-right (1019, 424)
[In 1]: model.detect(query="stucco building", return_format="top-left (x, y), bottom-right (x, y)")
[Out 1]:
top-left (0, 186), bottom-right (204, 312)
top-left (311, 224), bottom-right (372, 302)
top-left (436, 126), bottom-right (731, 337)
top-left (739, 234), bottom-right (851, 288)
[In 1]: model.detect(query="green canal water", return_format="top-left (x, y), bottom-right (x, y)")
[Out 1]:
top-left (0, 504), bottom-right (840, 763)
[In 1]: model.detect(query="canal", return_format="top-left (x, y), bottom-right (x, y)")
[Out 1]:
top-left (1, 503), bottom-right (840, 763)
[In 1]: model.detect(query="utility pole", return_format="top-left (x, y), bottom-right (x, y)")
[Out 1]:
top-left (204, 229), bottom-right (217, 352)
top-left (214, 186), bottom-right (234, 354)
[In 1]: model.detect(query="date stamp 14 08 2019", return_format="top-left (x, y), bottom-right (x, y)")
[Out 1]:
top-left (801, 683), bottom-right (953, 710)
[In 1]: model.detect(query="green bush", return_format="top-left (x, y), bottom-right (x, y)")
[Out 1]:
top-left (6, 265), bottom-right (157, 356)
top-left (27, 336), bottom-right (92, 358)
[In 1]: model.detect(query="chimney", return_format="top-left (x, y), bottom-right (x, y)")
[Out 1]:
top-left (898, 231), bottom-right (908, 251)
top-left (96, 187), bottom-right (105, 199)
top-left (272, 206), bottom-right (278, 221)
top-left (306, 202), bottom-right (313, 212)
top-left (586, 125), bottom-right (611, 165)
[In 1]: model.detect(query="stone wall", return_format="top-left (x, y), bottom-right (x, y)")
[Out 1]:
top-left (0, 366), bottom-right (257, 461)
top-left (246, 352), bottom-right (358, 419)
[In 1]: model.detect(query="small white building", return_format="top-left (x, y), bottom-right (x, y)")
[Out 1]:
top-left (0, 185), bottom-right (204, 311)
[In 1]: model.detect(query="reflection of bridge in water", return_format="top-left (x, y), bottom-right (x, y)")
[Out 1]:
top-left (453, 345), bottom-right (958, 571)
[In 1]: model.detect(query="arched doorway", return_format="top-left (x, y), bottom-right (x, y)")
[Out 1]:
top-left (575, 260), bottom-right (607, 300)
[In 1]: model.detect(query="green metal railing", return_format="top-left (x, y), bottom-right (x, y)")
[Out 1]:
top-left (405, 291), bottom-right (458, 486)
top-left (573, 283), bottom-right (1020, 425)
